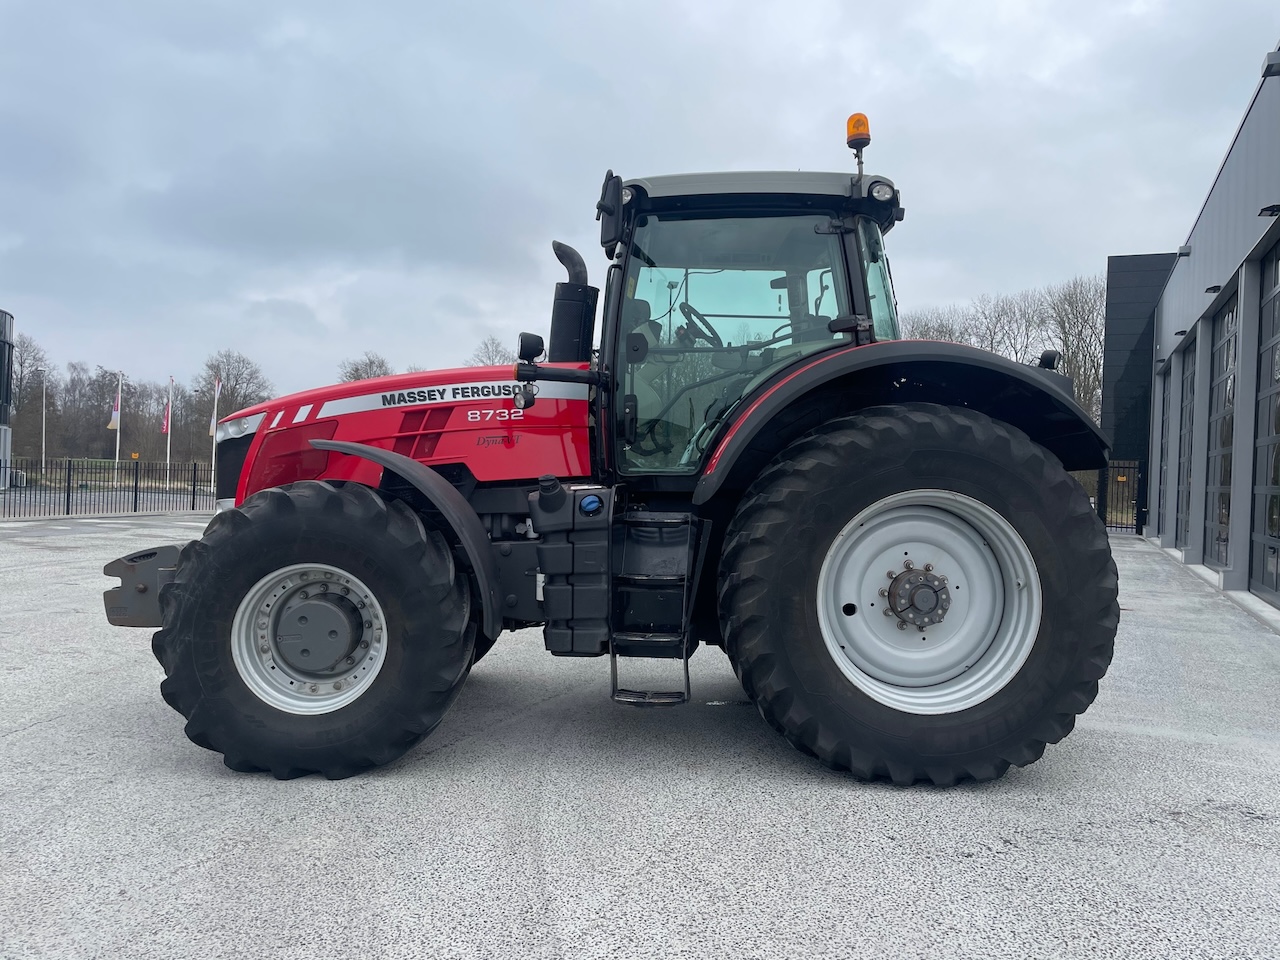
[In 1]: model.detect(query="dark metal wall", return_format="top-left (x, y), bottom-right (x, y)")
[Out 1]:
top-left (1102, 254), bottom-right (1176, 462)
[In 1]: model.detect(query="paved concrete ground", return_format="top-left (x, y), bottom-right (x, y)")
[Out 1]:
top-left (1, 516), bottom-right (1278, 960)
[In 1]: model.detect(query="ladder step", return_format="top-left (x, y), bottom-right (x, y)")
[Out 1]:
top-left (613, 687), bottom-right (688, 706)
top-left (622, 514), bottom-right (691, 527)
top-left (609, 633), bottom-right (691, 706)
top-left (615, 574), bottom-right (686, 585)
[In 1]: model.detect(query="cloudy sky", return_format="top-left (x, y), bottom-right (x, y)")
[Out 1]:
top-left (2, 0), bottom-right (1278, 396)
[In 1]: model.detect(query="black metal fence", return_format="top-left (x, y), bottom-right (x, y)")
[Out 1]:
top-left (0, 458), bottom-right (216, 519)
top-left (1074, 460), bottom-right (1143, 534)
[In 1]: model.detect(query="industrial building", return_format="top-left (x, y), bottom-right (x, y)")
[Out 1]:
top-left (1104, 43), bottom-right (1280, 609)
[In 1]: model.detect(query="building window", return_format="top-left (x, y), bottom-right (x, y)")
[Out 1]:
top-left (1204, 298), bottom-right (1237, 567)
top-left (1251, 239), bottom-right (1280, 599)
top-left (1175, 339), bottom-right (1197, 548)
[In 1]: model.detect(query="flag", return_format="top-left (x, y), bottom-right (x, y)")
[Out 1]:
top-left (161, 379), bottom-right (172, 435)
top-left (107, 390), bottom-right (120, 430)
top-left (208, 377), bottom-right (222, 436)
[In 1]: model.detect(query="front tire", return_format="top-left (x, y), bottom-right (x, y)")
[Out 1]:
top-left (718, 404), bottom-right (1118, 786)
top-left (152, 481), bottom-right (475, 779)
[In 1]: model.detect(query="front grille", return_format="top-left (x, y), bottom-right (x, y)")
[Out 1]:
top-left (216, 434), bottom-right (253, 501)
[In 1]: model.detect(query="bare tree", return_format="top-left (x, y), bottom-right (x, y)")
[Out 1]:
top-left (970, 290), bottom-right (1047, 364)
top-left (1043, 274), bottom-right (1106, 422)
top-left (466, 335), bottom-right (517, 367)
top-left (10, 332), bottom-right (49, 414)
top-left (338, 351), bottom-right (394, 382)
top-left (196, 349), bottom-right (275, 420)
top-left (899, 305), bottom-right (977, 344)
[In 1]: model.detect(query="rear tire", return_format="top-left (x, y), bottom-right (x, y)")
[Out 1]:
top-left (152, 481), bottom-right (475, 779)
top-left (718, 403), bottom-right (1118, 786)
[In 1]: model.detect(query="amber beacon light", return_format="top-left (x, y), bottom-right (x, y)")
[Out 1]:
top-left (846, 113), bottom-right (871, 150)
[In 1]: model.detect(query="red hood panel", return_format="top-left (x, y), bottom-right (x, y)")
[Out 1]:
top-left (224, 365), bottom-right (515, 421)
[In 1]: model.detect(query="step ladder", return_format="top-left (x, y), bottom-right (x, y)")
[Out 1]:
top-left (609, 632), bottom-right (691, 705)
top-left (609, 511), bottom-right (696, 705)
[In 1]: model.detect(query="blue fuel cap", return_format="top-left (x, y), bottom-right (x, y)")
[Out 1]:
top-left (579, 494), bottom-right (603, 517)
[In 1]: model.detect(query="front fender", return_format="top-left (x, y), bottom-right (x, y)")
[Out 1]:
top-left (311, 440), bottom-right (501, 640)
top-left (695, 341), bottom-right (1109, 506)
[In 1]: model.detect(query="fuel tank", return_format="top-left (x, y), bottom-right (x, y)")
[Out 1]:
top-left (219, 364), bottom-right (593, 504)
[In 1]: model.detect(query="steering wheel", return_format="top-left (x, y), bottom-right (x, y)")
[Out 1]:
top-left (678, 302), bottom-right (724, 348)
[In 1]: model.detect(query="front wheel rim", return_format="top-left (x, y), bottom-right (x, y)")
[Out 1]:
top-left (231, 562), bottom-right (388, 715)
top-left (816, 489), bottom-right (1042, 715)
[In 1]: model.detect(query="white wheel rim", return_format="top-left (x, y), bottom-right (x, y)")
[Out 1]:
top-left (230, 562), bottom-right (388, 715)
top-left (816, 489), bottom-right (1042, 715)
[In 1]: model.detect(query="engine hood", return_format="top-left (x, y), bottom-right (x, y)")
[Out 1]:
top-left (221, 365), bottom-right (516, 423)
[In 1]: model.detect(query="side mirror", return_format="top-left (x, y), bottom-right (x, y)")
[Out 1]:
top-left (1038, 349), bottom-right (1062, 371)
top-left (518, 332), bottom-right (545, 363)
top-left (596, 170), bottom-right (624, 256)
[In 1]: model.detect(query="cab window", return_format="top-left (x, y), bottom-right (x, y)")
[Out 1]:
top-left (616, 212), bottom-right (852, 474)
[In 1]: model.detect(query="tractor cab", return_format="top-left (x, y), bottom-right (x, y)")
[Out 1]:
top-left (598, 169), bottom-right (904, 475)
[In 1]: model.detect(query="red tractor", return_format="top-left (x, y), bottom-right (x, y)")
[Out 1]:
top-left (105, 117), bottom-right (1118, 784)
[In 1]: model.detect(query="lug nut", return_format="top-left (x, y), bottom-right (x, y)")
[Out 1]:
top-left (300, 573), bottom-right (309, 581)
top-left (341, 587), bottom-right (350, 596)
top-left (897, 621), bottom-right (907, 631)
top-left (887, 570), bottom-right (897, 580)
top-left (309, 684), bottom-right (318, 693)
top-left (319, 584), bottom-right (328, 593)
top-left (359, 640), bottom-right (369, 648)
top-left (346, 657), bottom-right (355, 665)
top-left (879, 588), bottom-right (888, 597)
top-left (357, 600), bottom-right (366, 609)
top-left (903, 560), bottom-right (914, 570)
top-left (364, 620), bottom-right (372, 628)
top-left (259, 644), bottom-right (269, 654)
top-left (883, 608), bottom-right (893, 617)
top-left (299, 591), bottom-right (308, 599)
top-left (333, 680), bottom-right (344, 691)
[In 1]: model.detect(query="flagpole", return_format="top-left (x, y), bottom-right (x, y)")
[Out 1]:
top-left (114, 370), bottom-right (122, 485)
top-left (165, 376), bottom-right (173, 487)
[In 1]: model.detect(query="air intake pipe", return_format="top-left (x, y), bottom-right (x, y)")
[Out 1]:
top-left (547, 241), bottom-right (598, 363)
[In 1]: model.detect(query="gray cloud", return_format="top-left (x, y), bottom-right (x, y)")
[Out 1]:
top-left (1, 0), bottom-right (1278, 394)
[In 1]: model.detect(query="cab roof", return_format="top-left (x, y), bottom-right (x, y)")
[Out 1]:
top-left (623, 171), bottom-right (893, 201)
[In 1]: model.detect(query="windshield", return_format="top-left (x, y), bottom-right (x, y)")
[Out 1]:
top-left (617, 211), bottom-right (853, 474)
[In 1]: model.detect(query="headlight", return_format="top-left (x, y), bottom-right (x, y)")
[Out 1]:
top-left (869, 181), bottom-right (895, 202)
top-left (215, 412), bottom-right (266, 444)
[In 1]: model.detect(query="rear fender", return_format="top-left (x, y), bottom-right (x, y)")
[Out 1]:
top-left (311, 440), bottom-right (501, 640)
top-left (694, 341), bottom-right (1110, 506)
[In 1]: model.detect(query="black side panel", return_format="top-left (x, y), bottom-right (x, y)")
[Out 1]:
top-left (694, 341), bottom-right (1111, 506)
top-left (309, 440), bottom-right (502, 640)
top-left (529, 483), bottom-right (613, 656)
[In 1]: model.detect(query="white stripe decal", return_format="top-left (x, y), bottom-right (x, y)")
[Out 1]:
top-left (315, 379), bottom-right (589, 419)
top-left (270, 411), bottom-right (284, 428)
top-left (292, 404), bottom-right (313, 424)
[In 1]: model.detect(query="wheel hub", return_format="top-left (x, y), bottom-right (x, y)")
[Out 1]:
top-left (274, 594), bottom-right (364, 673)
top-left (231, 562), bottom-right (387, 716)
top-left (886, 564), bottom-right (951, 630)
top-left (815, 491), bottom-right (1043, 715)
